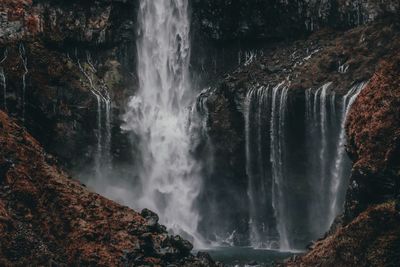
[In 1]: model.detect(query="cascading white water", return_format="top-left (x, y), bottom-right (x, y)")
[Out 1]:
top-left (245, 85), bottom-right (280, 249)
top-left (19, 44), bottom-right (28, 121)
top-left (270, 82), bottom-right (290, 250)
top-left (123, 0), bottom-right (202, 245)
top-left (0, 49), bottom-right (7, 110)
top-left (328, 82), bottom-right (367, 224)
top-left (76, 51), bottom-right (112, 180)
top-left (319, 83), bottom-right (332, 188)
top-left (245, 80), bottom-right (366, 251)
top-left (305, 82), bottom-right (367, 236)
top-left (245, 81), bottom-right (294, 251)
top-left (306, 83), bottom-right (339, 236)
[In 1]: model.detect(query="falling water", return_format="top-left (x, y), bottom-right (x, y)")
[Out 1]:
top-left (319, 83), bottom-right (332, 187)
top-left (270, 82), bottom-right (290, 250)
top-left (0, 49), bottom-right (7, 110)
top-left (76, 51), bottom-right (112, 179)
top-left (305, 82), bottom-right (367, 237)
top-left (244, 80), bottom-right (366, 251)
top-left (19, 44), bottom-right (28, 121)
top-left (245, 86), bottom-right (279, 249)
top-left (245, 81), bottom-right (293, 250)
top-left (305, 83), bottom-right (339, 236)
top-left (328, 82), bottom-right (367, 224)
top-left (123, 0), bottom-right (202, 245)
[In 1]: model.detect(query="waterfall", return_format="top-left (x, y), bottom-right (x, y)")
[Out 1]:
top-left (270, 82), bottom-right (290, 250)
top-left (305, 82), bottom-right (367, 237)
top-left (0, 49), bottom-right (7, 110)
top-left (328, 82), bottom-right (367, 224)
top-left (19, 44), bottom-right (28, 121)
top-left (245, 80), bottom-right (366, 251)
top-left (76, 51), bottom-right (112, 181)
top-left (245, 86), bottom-right (279, 249)
top-left (245, 82), bottom-right (291, 250)
top-left (123, 0), bottom-right (202, 245)
top-left (306, 83), bottom-right (339, 237)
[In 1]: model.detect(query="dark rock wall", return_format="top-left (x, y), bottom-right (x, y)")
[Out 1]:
top-left (195, 18), bottom-right (400, 245)
top-left (0, 0), bottom-right (139, 171)
top-left (190, 0), bottom-right (400, 88)
top-left (1, 0), bottom-right (399, 172)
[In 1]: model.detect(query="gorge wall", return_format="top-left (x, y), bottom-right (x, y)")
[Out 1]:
top-left (0, 0), bottom-right (399, 264)
top-left (195, 18), bottom-right (400, 248)
top-left (0, 0), bottom-right (139, 175)
top-left (1, 0), bottom-right (399, 177)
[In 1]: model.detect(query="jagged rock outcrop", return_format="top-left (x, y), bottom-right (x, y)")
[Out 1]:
top-left (345, 56), bottom-right (400, 221)
top-left (0, 110), bottom-right (221, 266)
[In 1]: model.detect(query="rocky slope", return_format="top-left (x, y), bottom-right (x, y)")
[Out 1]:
top-left (345, 55), bottom-right (400, 221)
top-left (283, 202), bottom-right (400, 267)
top-left (0, 110), bottom-right (220, 266)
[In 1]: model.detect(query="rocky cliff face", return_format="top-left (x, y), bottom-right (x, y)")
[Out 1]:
top-left (195, 17), bottom-right (400, 245)
top-left (1, 0), bottom-right (399, 264)
top-left (192, 0), bottom-right (400, 42)
top-left (0, 110), bottom-right (221, 266)
top-left (190, 0), bottom-right (400, 86)
top-left (1, 0), bottom-right (399, 175)
top-left (0, 0), bottom-right (138, 172)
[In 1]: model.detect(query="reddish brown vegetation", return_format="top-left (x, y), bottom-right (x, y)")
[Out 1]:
top-left (284, 202), bottom-right (400, 267)
top-left (0, 111), bottom-right (215, 266)
top-left (347, 57), bottom-right (400, 174)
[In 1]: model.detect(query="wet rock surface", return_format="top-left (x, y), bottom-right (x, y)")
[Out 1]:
top-left (0, 0), bottom-right (138, 171)
top-left (0, 110), bottom-right (221, 266)
top-left (195, 18), bottom-right (400, 245)
top-left (0, 0), bottom-right (399, 265)
top-left (191, 0), bottom-right (400, 42)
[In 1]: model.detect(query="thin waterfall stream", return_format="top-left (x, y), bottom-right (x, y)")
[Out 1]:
top-left (0, 49), bottom-right (7, 110)
top-left (19, 44), bottom-right (28, 122)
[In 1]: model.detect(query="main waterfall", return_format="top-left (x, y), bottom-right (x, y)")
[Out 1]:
top-left (123, 0), bottom-right (202, 244)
